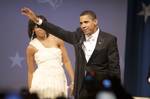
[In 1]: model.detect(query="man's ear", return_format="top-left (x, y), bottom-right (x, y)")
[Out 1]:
top-left (94, 19), bottom-right (98, 25)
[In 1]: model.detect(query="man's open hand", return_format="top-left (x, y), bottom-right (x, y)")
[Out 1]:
top-left (21, 7), bottom-right (39, 23)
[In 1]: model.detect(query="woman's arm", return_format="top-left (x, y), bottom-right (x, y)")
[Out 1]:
top-left (58, 39), bottom-right (74, 95)
top-left (59, 40), bottom-right (74, 83)
top-left (26, 45), bottom-right (36, 89)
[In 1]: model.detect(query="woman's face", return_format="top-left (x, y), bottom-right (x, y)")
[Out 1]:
top-left (33, 27), bottom-right (46, 38)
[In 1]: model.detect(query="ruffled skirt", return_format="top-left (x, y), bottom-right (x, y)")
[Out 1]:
top-left (30, 67), bottom-right (67, 99)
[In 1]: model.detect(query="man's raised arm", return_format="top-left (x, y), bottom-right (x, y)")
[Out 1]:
top-left (21, 7), bottom-right (39, 23)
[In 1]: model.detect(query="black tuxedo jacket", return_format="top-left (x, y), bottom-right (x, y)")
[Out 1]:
top-left (39, 21), bottom-right (120, 99)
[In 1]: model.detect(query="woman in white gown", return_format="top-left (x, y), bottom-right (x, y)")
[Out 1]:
top-left (26, 16), bottom-right (74, 99)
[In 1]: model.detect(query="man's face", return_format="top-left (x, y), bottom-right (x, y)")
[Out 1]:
top-left (80, 15), bottom-right (98, 36)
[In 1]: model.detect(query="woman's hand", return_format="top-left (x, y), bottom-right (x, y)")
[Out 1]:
top-left (69, 81), bottom-right (74, 96)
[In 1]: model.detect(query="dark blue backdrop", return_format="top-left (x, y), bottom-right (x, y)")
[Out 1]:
top-left (124, 0), bottom-right (150, 97)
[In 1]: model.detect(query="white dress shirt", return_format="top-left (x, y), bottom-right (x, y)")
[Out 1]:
top-left (82, 28), bottom-right (99, 62)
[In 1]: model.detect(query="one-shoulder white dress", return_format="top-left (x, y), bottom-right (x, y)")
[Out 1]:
top-left (29, 38), bottom-right (67, 99)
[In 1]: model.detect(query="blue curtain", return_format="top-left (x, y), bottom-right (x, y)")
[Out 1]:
top-left (124, 0), bottom-right (150, 97)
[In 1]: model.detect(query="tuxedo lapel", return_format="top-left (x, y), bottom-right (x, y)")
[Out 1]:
top-left (87, 31), bottom-right (104, 64)
top-left (78, 34), bottom-right (87, 64)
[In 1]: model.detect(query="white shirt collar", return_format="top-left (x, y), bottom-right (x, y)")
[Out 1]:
top-left (85, 28), bottom-right (99, 41)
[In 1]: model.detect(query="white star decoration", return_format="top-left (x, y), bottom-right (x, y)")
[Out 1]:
top-left (9, 52), bottom-right (24, 68)
top-left (137, 3), bottom-right (150, 22)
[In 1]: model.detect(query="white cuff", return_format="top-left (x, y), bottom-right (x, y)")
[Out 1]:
top-left (37, 18), bottom-right (43, 25)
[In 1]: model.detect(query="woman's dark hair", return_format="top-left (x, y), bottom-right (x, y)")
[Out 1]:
top-left (28, 15), bottom-right (49, 39)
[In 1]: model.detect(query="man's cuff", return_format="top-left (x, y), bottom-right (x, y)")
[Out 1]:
top-left (37, 18), bottom-right (43, 25)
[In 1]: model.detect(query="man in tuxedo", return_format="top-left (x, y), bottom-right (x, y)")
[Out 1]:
top-left (21, 7), bottom-right (121, 99)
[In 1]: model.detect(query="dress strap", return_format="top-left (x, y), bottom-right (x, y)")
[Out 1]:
top-left (29, 38), bottom-right (44, 50)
